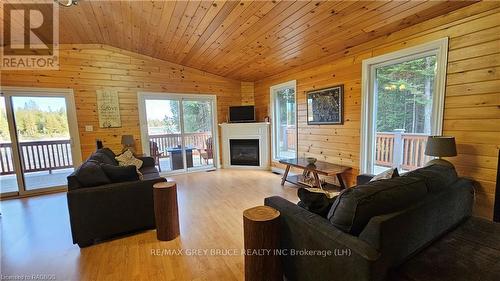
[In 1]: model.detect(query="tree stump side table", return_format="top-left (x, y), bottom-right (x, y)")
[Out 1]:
top-left (243, 205), bottom-right (282, 281)
top-left (153, 181), bottom-right (180, 241)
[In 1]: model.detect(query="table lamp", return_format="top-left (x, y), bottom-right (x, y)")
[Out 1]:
top-left (424, 136), bottom-right (457, 167)
top-left (121, 135), bottom-right (135, 153)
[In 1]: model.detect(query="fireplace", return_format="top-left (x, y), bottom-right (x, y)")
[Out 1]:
top-left (220, 122), bottom-right (270, 169)
top-left (230, 139), bottom-right (260, 166)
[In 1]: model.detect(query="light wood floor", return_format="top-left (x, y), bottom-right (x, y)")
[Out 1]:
top-left (0, 170), bottom-right (298, 281)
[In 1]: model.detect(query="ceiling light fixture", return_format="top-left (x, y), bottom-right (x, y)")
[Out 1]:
top-left (55, 0), bottom-right (78, 7)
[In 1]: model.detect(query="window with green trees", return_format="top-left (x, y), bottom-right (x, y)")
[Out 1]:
top-left (272, 81), bottom-right (296, 160)
top-left (375, 55), bottom-right (436, 134)
top-left (0, 97), bottom-right (69, 142)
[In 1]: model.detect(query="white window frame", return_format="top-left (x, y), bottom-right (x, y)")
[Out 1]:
top-left (270, 80), bottom-right (297, 161)
top-left (360, 38), bottom-right (448, 174)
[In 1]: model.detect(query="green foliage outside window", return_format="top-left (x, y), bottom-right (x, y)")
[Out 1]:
top-left (0, 100), bottom-right (68, 141)
top-left (376, 55), bottom-right (436, 134)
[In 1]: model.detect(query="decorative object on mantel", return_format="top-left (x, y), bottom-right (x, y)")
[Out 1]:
top-left (121, 135), bottom-right (135, 154)
top-left (96, 89), bottom-right (121, 128)
top-left (306, 85), bottom-right (344, 125)
top-left (424, 136), bottom-right (457, 167)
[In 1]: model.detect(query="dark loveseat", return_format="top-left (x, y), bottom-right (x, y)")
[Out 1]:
top-left (67, 148), bottom-right (166, 247)
top-left (265, 164), bottom-right (474, 281)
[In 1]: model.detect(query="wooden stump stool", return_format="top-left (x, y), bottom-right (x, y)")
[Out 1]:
top-left (243, 206), bottom-right (282, 281)
top-left (153, 181), bottom-right (180, 241)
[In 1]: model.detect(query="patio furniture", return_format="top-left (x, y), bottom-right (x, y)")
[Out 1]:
top-left (200, 137), bottom-right (213, 165)
top-left (149, 141), bottom-right (163, 172)
top-left (166, 147), bottom-right (194, 170)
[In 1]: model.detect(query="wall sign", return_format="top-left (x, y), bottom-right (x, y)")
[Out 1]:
top-left (96, 89), bottom-right (121, 128)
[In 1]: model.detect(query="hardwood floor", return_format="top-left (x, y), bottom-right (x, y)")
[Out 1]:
top-left (0, 170), bottom-right (298, 281)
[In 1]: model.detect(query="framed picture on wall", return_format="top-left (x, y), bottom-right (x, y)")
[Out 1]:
top-left (306, 85), bottom-right (344, 125)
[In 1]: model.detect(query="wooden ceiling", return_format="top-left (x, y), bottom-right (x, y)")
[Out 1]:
top-left (3, 0), bottom-right (475, 81)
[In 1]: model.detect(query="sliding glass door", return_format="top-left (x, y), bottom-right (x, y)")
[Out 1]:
top-left (0, 96), bottom-right (19, 196)
top-left (182, 99), bottom-right (215, 171)
top-left (139, 93), bottom-right (217, 174)
top-left (144, 98), bottom-right (183, 173)
top-left (0, 88), bottom-right (81, 196)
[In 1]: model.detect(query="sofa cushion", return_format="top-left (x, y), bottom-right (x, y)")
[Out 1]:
top-left (96, 148), bottom-right (118, 165)
top-left (403, 164), bottom-right (458, 193)
top-left (297, 188), bottom-right (338, 218)
top-left (73, 160), bottom-right (111, 187)
top-left (89, 152), bottom-right (116, 166)
top-left (370, 168), bottom-right (399, 182)
top-left (327, 176), bottom-right (428, 236)
top-left (101, 164), bottom-right (139, 183)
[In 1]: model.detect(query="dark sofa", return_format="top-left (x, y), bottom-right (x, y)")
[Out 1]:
top-left (67, 148), bottom-right (166, 247)
top-left (265, 164), bottom-right (474, 281)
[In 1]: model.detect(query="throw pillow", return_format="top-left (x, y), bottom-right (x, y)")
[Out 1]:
top-left (115, 149), bottom-right (143, 170)
top-left (100, 164), bottom-right (140, 183)
top-left (74, 160), bottom-right (111, 187)
top-left (115, 149), bottom-right (143, 178)
top-left (369, 168), bottom-right (399, 182)
top-left (297, 188), bottom-right (339, 218)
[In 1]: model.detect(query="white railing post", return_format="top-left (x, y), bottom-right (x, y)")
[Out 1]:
top-left (392, 129), bottom-right (405, 169)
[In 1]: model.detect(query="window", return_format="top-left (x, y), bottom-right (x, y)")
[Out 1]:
top-left (270, 80), bottom-right (297, 161)
top-left (0, 87), bottom-right (82, 196)
top-left (361, 38), bottom-right (448, 174)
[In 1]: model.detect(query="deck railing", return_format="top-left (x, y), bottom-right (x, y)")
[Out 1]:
top-left (148, 132), bottom-right (212, 157)
top-left (375, 131), bottom-right (431, 171)
top-left (0, 140), bottom-right (73, 175)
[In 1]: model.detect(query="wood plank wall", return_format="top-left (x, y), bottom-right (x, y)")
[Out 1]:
top-left (241, 82), bottom-right (255, 105)
top-left (1, 44), bottom-right (242, 160)
top-left (254, 3), bottom-right (500, 219)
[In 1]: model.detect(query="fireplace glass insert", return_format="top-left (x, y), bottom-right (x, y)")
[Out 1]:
top-left (230, 139), bottom-right (260, 166)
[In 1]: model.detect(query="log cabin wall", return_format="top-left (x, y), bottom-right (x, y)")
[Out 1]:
top-left (241, 82), bottom-right (255, 106)
top-left (0, 44), bottom-right (242, 160)
top-left (254, 3), bottom-right (500, 219)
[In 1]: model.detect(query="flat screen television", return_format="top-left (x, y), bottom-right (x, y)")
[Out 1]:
top-left (229, 105), bottom-right (255, 123)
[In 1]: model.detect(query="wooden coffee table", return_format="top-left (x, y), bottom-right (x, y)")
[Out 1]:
top-left (279, 158), bottom-right (351, 190)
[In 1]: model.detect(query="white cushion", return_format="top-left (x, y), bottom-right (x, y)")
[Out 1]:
top-left (370, 168), bottom-right (398, 182)
top-left (115, 149), bottom-right (143, 175)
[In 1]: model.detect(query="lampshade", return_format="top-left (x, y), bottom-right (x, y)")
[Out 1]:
top-left (121, 135), bottom-right (135, 146)
top-left (424, 136), bottom-right (457, 157)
